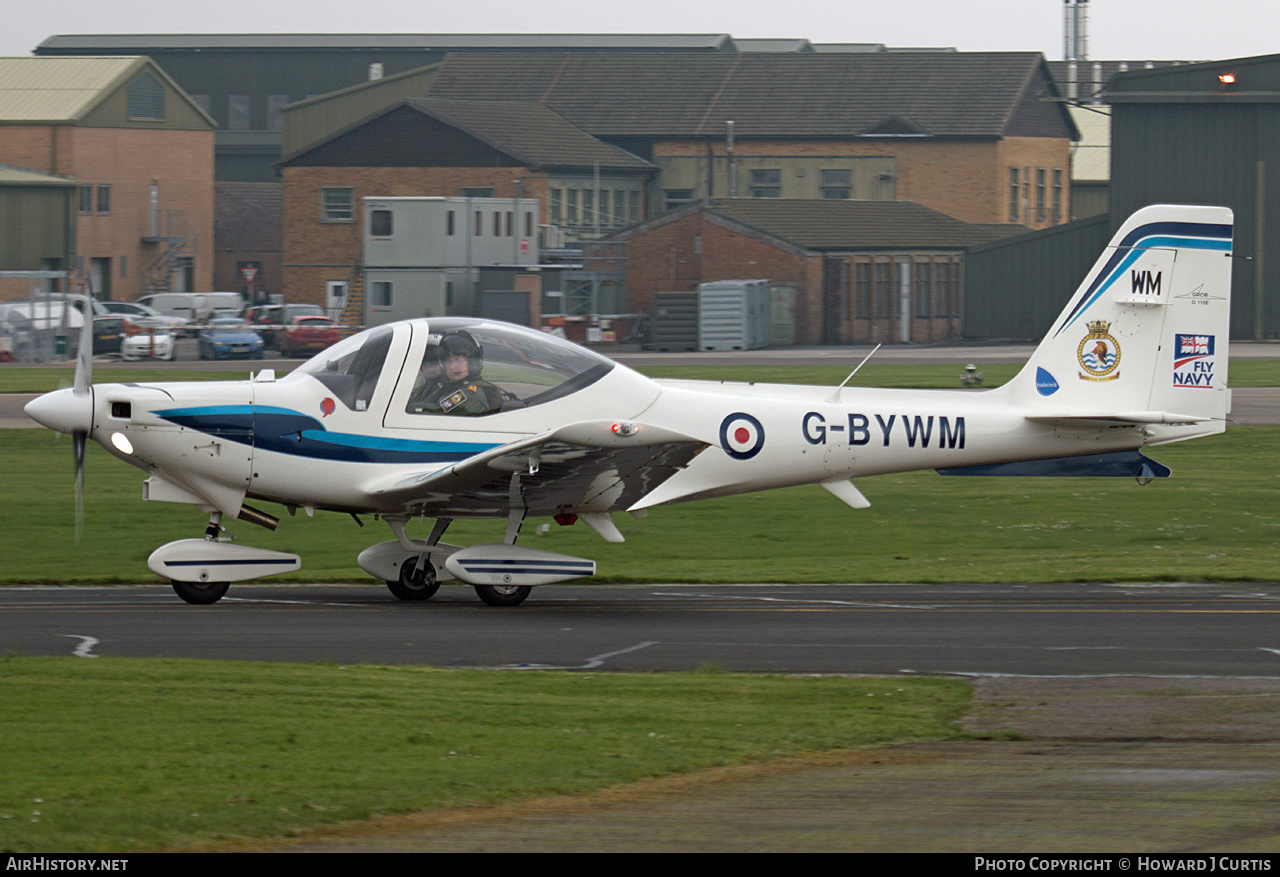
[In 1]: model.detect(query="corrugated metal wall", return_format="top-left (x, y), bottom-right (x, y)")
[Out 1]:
top-left (1109, 100), bottom-right (1280, 339)
top-left (0, 186), bottom-right (74, 271)
top-left (963, 214), bottom-right (1109, 340)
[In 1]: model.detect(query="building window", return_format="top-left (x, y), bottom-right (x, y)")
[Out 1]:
top-left (614, 191), bottom-right (626, 225)
top-left (854, 261), bottom-right (872, 319)
top-left (934, 261), bottom-right (958, 318)
top-left (79, 185), bottom-right (92, 214)
top-left (749, 169), bottom-right (781, 198)
top-left (876, 174), bottom-right (897, 201)
top-left (228, 95), bottom-right (250, 130)
top-left (96, 185), bottom-right (110, 215)
top-left (127, 73), bottom-right (165, 120)
top-left (1036, 168), bottom-right (1047, 223)
top-left (566, 190), bottom-right (579, 224)
top-left (1022, 168), bottom-right (1031, 223)
top-left (583, 189), bottom-right (595, 226)
top-left (914, 261), bottom-right (932, 318)
top-left (460, 186), bottom-right (495, 198)
top-left (321, 188), bottom-right (354, 222)
top-left (664, 189), bottom-right (694, 211)
top-left (550, 189), bottom-right (563, 224)
top-left (628, 191), bottom-right (640, 223)
top-left (266, 95), bottom-right (289, 131)
top-left (1052, 169), bottom-right (1063, 224)
top-left (370, 281), bottom-right (393, 308)
top-left (873, 260), bottom-right (893, 319)
top-left (1009, 168), bottom-right (1020, 222)
top-left (370, 209), bottom-right (393, 237)
top-left (820, 169), bottom-right (852, 199)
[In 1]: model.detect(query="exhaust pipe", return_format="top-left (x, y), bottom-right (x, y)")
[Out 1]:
top-left (237, 503), bottom-right (279, 531)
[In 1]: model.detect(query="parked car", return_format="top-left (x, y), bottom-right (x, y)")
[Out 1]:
top-left (99, 300), bottom-right (191, 336)
top-left (197, 318), bottom-right (264, 360)
top-left (0, 299), bottom-right (123, 355)
top-left (278, 315), bottom-right (341, 357)
top-left (245, 303), bottom-right (327, 350)
top-left (136, 292), bottom-right (245, 326)
top-left (120, 319), bottom-right (176, 361)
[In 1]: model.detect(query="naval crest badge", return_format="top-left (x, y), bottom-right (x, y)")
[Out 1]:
top-left (1077, 320), bottom-right (1121, 381)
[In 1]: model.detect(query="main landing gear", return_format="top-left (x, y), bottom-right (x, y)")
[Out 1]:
top-left (148, 511), bottom-right (301, 605)
top-left (376, 513), bottom-right (539, 607)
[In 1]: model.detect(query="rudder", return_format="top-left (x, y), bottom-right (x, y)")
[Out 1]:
top-left (1007, 204), bottom-right (1233, 441)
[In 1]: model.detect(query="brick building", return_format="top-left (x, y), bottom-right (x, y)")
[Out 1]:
top-left (609, 199), bottom-right (1024, 344)
top-left (278, 98), bottom-right (652, 313)
top-left (0, 56), bottom-right (215, 301)
top-left (419, 51), bottom-right (1077, 229)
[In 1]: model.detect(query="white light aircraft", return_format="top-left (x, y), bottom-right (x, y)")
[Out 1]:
top-left (25, 204), bottom-right (1234, 606)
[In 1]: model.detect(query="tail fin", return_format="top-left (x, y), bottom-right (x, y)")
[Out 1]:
top-left (1006, 204), bottom-right (1234, 443)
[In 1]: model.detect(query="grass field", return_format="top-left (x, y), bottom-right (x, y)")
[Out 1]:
top-left (0, 658), bottom-right (969, 851)
top-left (3, 425), bottom-right (1277, 584)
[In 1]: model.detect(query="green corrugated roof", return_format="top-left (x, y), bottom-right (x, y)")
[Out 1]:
top-left (0, 56), bottom-right (146, 122)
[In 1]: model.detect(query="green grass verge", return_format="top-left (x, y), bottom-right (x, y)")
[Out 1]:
top-left (0, 657), bottom-right (968, 851)
top-left (3, 426), bottom-right (1277, 584)
top-left (5, 358), bottom-right (1280, 393)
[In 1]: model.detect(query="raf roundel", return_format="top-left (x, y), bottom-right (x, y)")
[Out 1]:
top-left (320, 397), bottom-right (336, 418)
top-left (720, 413), bottom-right (765, 460)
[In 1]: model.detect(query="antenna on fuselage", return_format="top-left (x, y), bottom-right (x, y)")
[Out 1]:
top-left (827, 344), bottom-right (880, 402)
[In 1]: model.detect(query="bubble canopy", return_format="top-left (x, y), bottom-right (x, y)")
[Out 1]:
top-left (294, 318), bottom-right (616, 414)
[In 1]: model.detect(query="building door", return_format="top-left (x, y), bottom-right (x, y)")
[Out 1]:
top-left (89, 257), bottom-right (111, 300)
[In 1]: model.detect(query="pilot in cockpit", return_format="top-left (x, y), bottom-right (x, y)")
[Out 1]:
top-left (407, 330), bottom-right (503, 416)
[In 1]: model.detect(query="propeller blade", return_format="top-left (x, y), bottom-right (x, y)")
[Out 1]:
top-left (73, 292), bottom-right (93, 396)
top-left (73, 430), bottom-right (86, 547)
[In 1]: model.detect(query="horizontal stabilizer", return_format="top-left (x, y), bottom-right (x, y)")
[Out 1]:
top-left (937, 450), bottom-right (1171, 479)
top-left (1026, 411), bottom-right (1209, 427)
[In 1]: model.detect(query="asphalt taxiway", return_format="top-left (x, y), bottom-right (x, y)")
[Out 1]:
top-left (5, 581), bottom-right (1280, 677)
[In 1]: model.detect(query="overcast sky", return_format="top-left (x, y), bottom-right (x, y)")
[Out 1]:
top-left (6, 0), bottom-right (1278, 63)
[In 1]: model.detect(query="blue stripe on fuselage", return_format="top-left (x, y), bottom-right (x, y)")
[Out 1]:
top-left (153, 405), bottom-right (499, 464)
top-left (1054, 221), bottom-right (1232, 336)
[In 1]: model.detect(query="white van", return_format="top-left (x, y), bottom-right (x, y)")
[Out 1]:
top-left (136, 292), bottom-right (244, 326)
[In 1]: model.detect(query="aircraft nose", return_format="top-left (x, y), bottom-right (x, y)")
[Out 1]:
top-left (24, 387), bottom-right (93, 435)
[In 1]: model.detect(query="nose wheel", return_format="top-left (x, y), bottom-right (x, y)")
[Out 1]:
top-left (387, 556), bottom-right (439, 601)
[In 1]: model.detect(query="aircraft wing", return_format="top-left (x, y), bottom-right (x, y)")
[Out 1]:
top-left (368, 420), bottom-right (710, 517)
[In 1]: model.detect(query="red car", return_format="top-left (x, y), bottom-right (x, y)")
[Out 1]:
top-left (278, 315), bottom-right (341, 357)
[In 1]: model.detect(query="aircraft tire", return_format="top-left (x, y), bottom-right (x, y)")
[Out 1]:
top-left (171, 580), bottom-right (230, 605)
top-left (387, 558), bottom-right (439, 601)
top-left (474, 584), bottom-right (532, 607)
